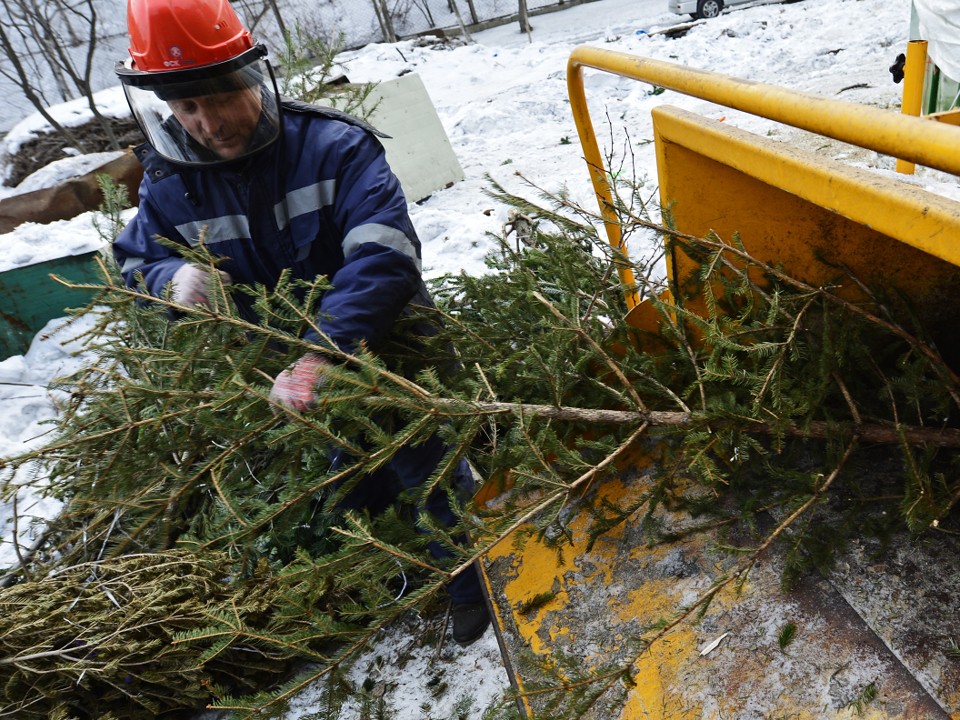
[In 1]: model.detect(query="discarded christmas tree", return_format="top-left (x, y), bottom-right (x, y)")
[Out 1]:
top-left (1, 173), bottom-right (959, 719)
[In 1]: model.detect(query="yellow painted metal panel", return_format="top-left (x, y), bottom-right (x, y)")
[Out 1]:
top-left (651, 106), bottom-right (960, 352)
top-left (931, 108), bottom-right (960, 126)
top-left (567, 47), bottom-right (960, 313)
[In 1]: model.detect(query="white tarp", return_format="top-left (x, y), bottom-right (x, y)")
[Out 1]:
top-left (913, 0), bottom-right (960, 80)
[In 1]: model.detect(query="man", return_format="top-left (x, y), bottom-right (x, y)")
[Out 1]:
top-left (112, 0), bottom-right (490, 646)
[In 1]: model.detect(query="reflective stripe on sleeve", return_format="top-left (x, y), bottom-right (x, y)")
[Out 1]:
top-left (120, 256), bottom-right (145, 274)
top-left (175, 215), bottom-right (251, 247)
top-left (274, 180), bottom-right (337, 231)
top-left (342, 223), bottom-right (421, 270)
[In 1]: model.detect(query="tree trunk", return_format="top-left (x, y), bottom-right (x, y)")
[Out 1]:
top-left (518, 0), bottom-right (534, 36)
top-left (454, 399), bottom-right (960, 449)
top-left (372, 0), bottom-right (398, 43)
top-left (0, 14), bottom-right (87, 152)
top-left (464, 0), bottom-right (479, 25)
top-left (76, 0), bottom-right (120, 149)
top-left (264, 0), bottom-right (287, 40)
top-left (449, 0), bottom-right (473, 42)
top-left (412, 0), bottom-right (435, 26)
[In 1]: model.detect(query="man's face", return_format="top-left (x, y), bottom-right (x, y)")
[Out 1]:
top-left (168, 85), bottom-right (262, 160)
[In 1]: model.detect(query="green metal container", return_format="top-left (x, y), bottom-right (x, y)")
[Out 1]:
top-left (0, 251), bottom-right (102, 359)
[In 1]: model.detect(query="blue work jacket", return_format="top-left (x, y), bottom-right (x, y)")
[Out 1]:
top-left (113, 100), bottom-right (427, 354)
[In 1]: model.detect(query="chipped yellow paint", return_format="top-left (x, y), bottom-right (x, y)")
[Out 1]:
top-left (484, 459), bottom-right (957, 718)
top-left (944, 683), bottom-right (960, 711)
top-left (488, 476), bottom-right (644, 657)
top-left (487, 522), bottom-right (578, 657)
top-left (488, 471), bottom-right (707, 718)
top-left (619, 629), bottom-right (699, 720)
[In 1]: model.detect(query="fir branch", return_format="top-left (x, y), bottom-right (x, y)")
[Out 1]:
top-left (636, 221), bottom-right (960, 397)
top-left (532, 291), bottom-right (650, 413)
top-left (447, 421), bottom-right (650, 580)
top-left (9, 172), bottom-right (960, 719)
top-left (329, 514), bottom-right (446, 576)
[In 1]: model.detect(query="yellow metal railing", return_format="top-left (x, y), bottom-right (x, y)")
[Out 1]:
top-left (895, 39), bottom-right (928, 174)
top-left (566, 46), bottom-right (960, 309)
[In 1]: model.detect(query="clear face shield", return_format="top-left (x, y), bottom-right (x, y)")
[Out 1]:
top-left (117, 46), bottom-right (281, 167)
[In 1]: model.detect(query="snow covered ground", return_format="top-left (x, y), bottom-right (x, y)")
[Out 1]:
top-left (1, 0), bottom-right (953, 716)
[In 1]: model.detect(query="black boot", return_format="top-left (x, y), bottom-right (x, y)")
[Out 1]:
top-left (451, 601), bottom-right (491, 646)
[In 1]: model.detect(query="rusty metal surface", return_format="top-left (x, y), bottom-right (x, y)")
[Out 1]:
top-left (826, 529), bottom-right (960, 715)
top-left (481, 462), bottom-right (959, 719)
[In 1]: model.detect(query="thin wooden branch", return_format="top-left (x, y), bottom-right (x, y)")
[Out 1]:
top-left (429, 398), bottom-right (960, 448)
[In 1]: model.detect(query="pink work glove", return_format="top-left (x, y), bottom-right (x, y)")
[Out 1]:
top-left (269, 353), bottom-right (330, 412)
top-left (171, 263), bottom-right (232, 307)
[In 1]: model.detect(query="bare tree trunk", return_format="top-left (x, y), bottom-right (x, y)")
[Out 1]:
top-left (463, 0), bottom-right (479, 24)
top-left (233, 0), bottom-right (271, 35)
top-left (446, 400), bottom-right (960, 449)
top-left (66, 0), bottom-right (121, 149)
top-left (0, 15), bottom-right (86, 153)
top-left (48, 0), bottom-right (120, 148)
top-left (449, 0), bottom-right (473, 42)
top-left (518, 0), bottom-right (534, 36)
top-left (0, 0), bottom-right (126, 152)
top-left (411, 0), bottom-right (435, 27)
top-left (371, 0), bottom-right (398, 43)
top-left (262, 0), bottom-right (287, 40)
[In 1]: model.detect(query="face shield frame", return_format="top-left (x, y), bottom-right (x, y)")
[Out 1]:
top-left (116, 44), bottom-right (281, 167)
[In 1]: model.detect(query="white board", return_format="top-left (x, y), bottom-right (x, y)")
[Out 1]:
top-left (361, 73), bottom-right (465, 203)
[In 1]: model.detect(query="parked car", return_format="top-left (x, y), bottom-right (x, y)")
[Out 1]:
top-left (668, 0), bottom-right (761, 20)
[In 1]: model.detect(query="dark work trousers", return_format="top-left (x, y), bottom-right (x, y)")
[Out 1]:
top-left (333, 429), bottom-right (486, 606)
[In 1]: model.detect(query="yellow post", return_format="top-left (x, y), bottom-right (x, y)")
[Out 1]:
top-left (896, 39), bottom-right (929, 174)
top-left (567, 61), bottom-right (641, 310)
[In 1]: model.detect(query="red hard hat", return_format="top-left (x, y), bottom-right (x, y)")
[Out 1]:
top-left (126, 0), bottom-right (253, 73)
